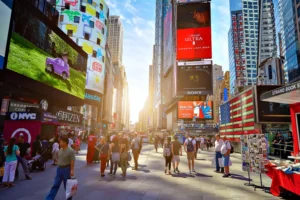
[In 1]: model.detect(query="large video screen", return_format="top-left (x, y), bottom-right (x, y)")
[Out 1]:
top-left (177, 61), bottom-right (212, 95)
top-left (178, 101), bottom-right (213, 120)
top-left (7, 0), bottom-right (87, 99)
top-left (163, 2), bottom-right (173, 76)
top-left (177, 2), bottom-right (212, 60)
top-left (0, 0), bottom-right (13, 70)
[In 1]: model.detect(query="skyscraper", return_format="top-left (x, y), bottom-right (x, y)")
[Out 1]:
top-left (228, 0), bottom-right (276, 95)
top-left (108, 16), bottom-right (124, 65)
top-left (279, 0), bottom-right (300, 83)
top-left (213, 64), bottom-right (224, 93)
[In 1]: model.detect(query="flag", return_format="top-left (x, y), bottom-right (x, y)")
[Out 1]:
top-left (220, 88), bottom-right (259, 142)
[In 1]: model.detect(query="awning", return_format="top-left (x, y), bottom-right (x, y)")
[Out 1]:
top-left (260, 80), bottom-right (300, 104)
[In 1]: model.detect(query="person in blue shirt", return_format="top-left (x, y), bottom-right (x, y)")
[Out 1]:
top-left (201, 101), bottom-right (212, 119)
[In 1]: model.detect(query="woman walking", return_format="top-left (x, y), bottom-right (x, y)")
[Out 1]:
top-left (2, 138), bottom-right (20, 187)
top-left (97, 137), bottom-right (110, 177)
top-left (51, 138), bottom-right (59, 166)
top-left (120, 134), bottom-right (129, 177)
top-left (109, 136), bottom-right (120, 176)
top-left (163, 137), bottom-right (172, 175)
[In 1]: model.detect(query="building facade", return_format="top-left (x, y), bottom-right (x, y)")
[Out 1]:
top-left (213, 64), bottom-right (224, 93)
top-left (107, 16), bottom-right (124, 65)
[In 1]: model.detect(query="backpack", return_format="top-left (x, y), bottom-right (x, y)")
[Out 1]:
top-left (163, 143), bottom-right (171, 156)
top-left (187, 139), bottom-right (194, 152)
top-left (230, 143), bottom-right (234, 154)
top-left (221, 141), bottom-right (234, 154)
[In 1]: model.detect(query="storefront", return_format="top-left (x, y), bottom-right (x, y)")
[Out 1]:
top-left (261, 80), bottom-right (300, 155)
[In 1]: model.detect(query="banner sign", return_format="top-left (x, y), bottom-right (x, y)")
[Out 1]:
top-left (42, 112), bottom-right (58, 123)
top-left (53, 107), bottom-right (83, 125)
top-left (6, 112), bottom-right (41, 121)
top-left (9, 100), bottom-right (39, 112)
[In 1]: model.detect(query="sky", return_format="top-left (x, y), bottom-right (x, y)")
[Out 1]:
top-left (106, 0), bottom-right (230, 123)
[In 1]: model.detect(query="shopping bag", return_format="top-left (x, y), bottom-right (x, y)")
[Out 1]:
top-left (218, 158), bottom-right (224, 167)
top-left (66, 178), bottom-right (78, 199)
top-left (211, 157), bottom-right (216, 167)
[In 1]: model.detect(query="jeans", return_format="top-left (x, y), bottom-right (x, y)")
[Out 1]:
top-left (110, 160), bottom-right (118, 174)
top-left (3, 161), bottom-right (17, 183)
top-left (45, 166), bottom-right (72, 200)
top-left (16, 157), bottom-right (29, 177)
top-left (215, 151), bottom-right (223, 171)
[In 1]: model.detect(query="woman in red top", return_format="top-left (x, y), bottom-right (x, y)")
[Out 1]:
top-left (86, 131), bottom-right (97, 164)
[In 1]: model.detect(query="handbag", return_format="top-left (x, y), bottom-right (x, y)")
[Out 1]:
top-left (218, 158), bottom-right (224, 167)
top-left (211, 157), bottom-right (216, 167)
top-left (66, 178), bottom-right (78, 199)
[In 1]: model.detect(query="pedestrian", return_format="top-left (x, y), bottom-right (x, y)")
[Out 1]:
top-left (285, 131), bottom-right (294, 158)
top-left (184, 134), bottom-right (196, 174)
top-left (120, 133), bottom-right (129, 177)
top-left (160, 136), bottom-right (165, 148)
top-left (221, 136), bottom-right (231, 178)
top-left (278, 133), bottom-right (285, 159)
top-left (96, 137), bottom-right (110, 177)
top-left (68, 133), bottom-right (74, 149)
top-left (32, 135), bottom-right (42, 157)
top-left (154, 135), bottom-right (159, 153)
top-left (74, 136), bottom-right (81, 154)
top-left (131, 133), bottom-right (141, 170)
top-left (172, 136), bottom-right (182, 174)
top-left (196, 136), bottom-right (200, 156)
top-left (163, 137), bottom-right (172, 174)
top-left (45, 136), bottom-right (75, 200)
top-left (214, 134), bottom-right (224, 173)
top-left (52, 138), bottom-right (59, 166)
top-left (86, 131), bottom-right (97, 164)
top-left (272, 133), bottom-right (280, 156)
top-left (109, 135), bottom-right (120, 176)
top-left (200, 135), bottom-right (205, 150)
top-left (2, 138), bottom-right (20, 187)
top-left (15, 134), bottom-right (32, 180)
top-left (206, 137), bottom-right (210, 150)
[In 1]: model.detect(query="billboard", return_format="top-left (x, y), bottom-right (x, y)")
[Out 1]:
top-left (0, 0), bottom-right (13, 70)
top-left (7, 0), bottom-right (87, 99)
top-left (255, 86), bottom-right (290, 123)
top-left (177, 60), bottom-right (212, 95)
top-left (163, 2), bottom-right (173, 75)
top-left (178, 101), bottom-right (213, 120)
top-left (177, 2), bottom-right (212, 60)
top-left (56, 0), bottom-right (109, 95)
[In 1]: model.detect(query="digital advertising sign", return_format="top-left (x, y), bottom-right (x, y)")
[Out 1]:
top-left (163, 1), bottom-right (173, 76)
top-left (7, 0), bottom-right (87, 99)
top-left (177, 2), bottom-right (212, 60)
top-left (0, 0), bottom-right (13, 70)
top-left (178, 101), bottom-right (213, 120)
top-left (177, 60), bottom-right (212, 95)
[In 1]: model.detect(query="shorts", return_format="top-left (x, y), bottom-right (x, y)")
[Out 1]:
top-left (172, 155), bottom-right (180, 163)
top-left (187, 152), bottom-right (194, 161)
top-left (223, 155), bottom-right (230, 166)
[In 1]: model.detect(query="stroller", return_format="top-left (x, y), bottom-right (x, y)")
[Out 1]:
top-left (27, 148), bottom-right (48, 172)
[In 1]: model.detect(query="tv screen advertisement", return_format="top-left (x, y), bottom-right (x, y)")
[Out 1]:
top-left (0, 0), bottom-right (13, 70)
top-left (7, 0), bottom-right (87, 99)
top-left (163, 2), bottom-right (173, 76)
top-left (177, 2), bottom-right (212, 60)
top-left (177, 60), bottom-right (212, 95)
top-left (178, 101), bottom-right (213, 120)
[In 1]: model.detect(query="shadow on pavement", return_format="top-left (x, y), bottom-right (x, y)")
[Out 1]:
top-left (229, 173), bottom-right (251, 181)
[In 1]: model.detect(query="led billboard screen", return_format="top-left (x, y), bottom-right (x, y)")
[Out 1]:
top-left (178, 101), bottom-right (213, 120)
top-left (177, 2), bottom-right (212, 60)
top-left (163, 2), bottom-right (173, 75)
top-left (177, 60), bottom-right (212, 95)
top-left (0, 0), bottom-right (13, 70)
top-left (7, 0), bottom-right (87, 99)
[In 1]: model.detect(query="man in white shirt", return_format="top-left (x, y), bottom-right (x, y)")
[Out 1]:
top-left (184, 134), bottom-right (196, 174)
top-left (221, 136), bottom-right (231, 178)
top-left (214, 134), bottom-right (224, 173)
top-left (200, 136), bottom-right (205, 150)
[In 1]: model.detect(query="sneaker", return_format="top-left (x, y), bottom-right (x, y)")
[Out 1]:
top-left (222, 174), bottom-right (230, 178)
top-left (228, 173), bottom-right (232, 176)
top-left (192, 169), bottom-right (196, 173)
top-left (189, 170), bottom-right (192, 175)
top-left (176, 168), bottom-right (180, 173)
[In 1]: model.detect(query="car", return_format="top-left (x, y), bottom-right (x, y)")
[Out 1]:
top-left (45, 57), bottom-right (70, 80)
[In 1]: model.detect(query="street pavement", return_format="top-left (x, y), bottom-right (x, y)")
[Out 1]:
top-left (0, 143), bottom-right (291, 200)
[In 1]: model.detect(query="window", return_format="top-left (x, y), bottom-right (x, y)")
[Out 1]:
top-left (93, 50), bottom-right (97, 58)
top-left (96, 12), bottom-right (99, 19)
top-left (105, 19), bottom-right (107, 25)
top-left (65, 3), bottom-right (70, 10)
top-left (60, 15), bottom-right (64, 22)
top-left (100, 3), bottom-right (104, 10)
top-left (102, 28), bottom-right (105, 35)
top-left (97, 38), bottom-right (101, 45)
top-left (74, 16), bottom-right (80, 23)
top-left (67, 30), bottom-right (73, 37)
top-left (84, 33), bottom-right (90, 40)
top-left (102, 56), bottom-right (105, 62)
top-left (80, 6), bottom-right (86, 12)
top-left (89, 21), bottom-right (94, 28)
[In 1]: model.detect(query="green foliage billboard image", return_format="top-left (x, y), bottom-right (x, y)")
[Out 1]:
top-left (7, 0), bottom-right (87, 99)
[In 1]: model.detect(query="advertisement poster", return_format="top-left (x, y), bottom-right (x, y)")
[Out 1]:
top-left (256, 86), bottom-right (290, 123)
top-left (7, 0), bottom-right (87, 99)
top-left (248, 134), bottom-right (268, 174)
top-left (163, 2), bottom-right (173, 75)
top-left (178, 101), bottom-right (212, 120)
top-left (0, 0), bottom-right (13, 69)
top-left (177, 61), bottom-right (212, 95)
top-left (177, 2), bottom-right (212, 60)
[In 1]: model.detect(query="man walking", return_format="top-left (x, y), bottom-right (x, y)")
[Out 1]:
top-left (154, 135), bottom-right (159, 153)
top-left (172, 136), bottom-right (182, 173)
top-left (200, 135), bottom-right (205, 150)
top-left (16, 134), bottom-right (32, 180)
top-left (131, 133), bottom-right (141, 170)
top-left (221, 136), bottom-right (231, 178)
top-left (45, 136), bottom-right (75, 200)
top-left (214, 134), bottom-right (224, 173)
top-left (184, 133), bottom-right (196, 174)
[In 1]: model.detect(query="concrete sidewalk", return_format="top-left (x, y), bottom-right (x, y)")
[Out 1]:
top-left (0, 144), bottom-right (287, 200)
